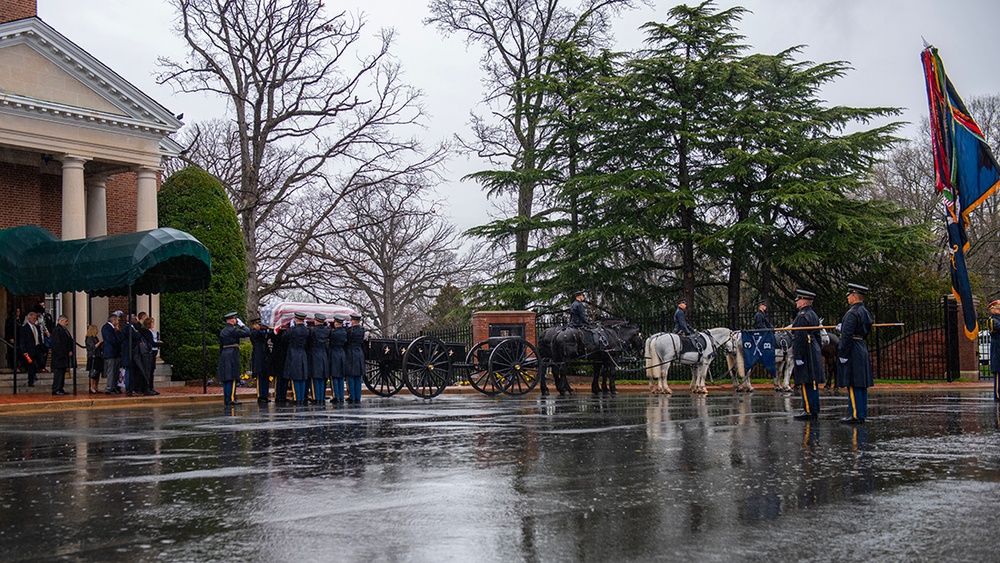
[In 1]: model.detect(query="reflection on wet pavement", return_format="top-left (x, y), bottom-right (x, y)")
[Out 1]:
top-left (0, 391), bottom-right (998, 561)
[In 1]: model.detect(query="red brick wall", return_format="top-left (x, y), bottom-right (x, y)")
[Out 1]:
top-left (105, 171), bottom-right (138, 235)
top-left (0, 0), bottom-right (36, 23)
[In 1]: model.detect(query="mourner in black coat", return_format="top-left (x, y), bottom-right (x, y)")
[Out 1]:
top-left (837, 284), bottom-right (874, 423)
top-left (102, 313), bottom-right (123, 394)
top-left (218, 312), bottom-right (251, 405)
top-left (19, 312), bottom-right (43, 387)
top-left (791, 290), bottom-right (824, 420)
top-left (49, 315), bottom-right (73, 395)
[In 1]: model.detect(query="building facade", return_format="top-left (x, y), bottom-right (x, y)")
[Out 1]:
top-left (0, 0), bottom-right (182, 364)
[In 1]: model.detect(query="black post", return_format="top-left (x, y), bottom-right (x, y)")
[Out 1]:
top-left (71, 291), bottom-right (77, 395)
top-left (201, 288), bottom-right (207, 394)
top-left (128, 286), bottom-right (134, 393)
top-left (11, 293), bottom-right (17, 395)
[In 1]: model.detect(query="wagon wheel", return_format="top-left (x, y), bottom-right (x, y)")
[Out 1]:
top-left (489, 338), bottom-right (540, 396)
top-left (363, 360), bottom-right (404, 397)
top-left (465, 340), bottom-right (501, 396)
top-left (402, 336), bottom-right (451, 398)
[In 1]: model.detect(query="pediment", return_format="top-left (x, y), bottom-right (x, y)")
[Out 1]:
top-left (0, 17), bottom-right (181, 137)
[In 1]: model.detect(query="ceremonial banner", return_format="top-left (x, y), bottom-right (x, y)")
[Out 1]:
top-left (921, 46), bottom-right (1000, 339)
top-left (742, 330), bottom-right (775, 376)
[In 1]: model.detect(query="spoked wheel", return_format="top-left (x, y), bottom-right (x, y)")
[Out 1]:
top-left (402, 336), bottom-right (451, 398)
top-left (363, 360), bottom-right (404, 397)
top-left (489, 338), bottom-right (540, 396)
top-left (465, 340), bottom-right (501, 396)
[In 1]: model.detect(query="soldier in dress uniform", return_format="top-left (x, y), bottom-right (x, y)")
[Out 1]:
top-left (988, 299), bottom-right (1000, 402)
top-left (673, 298), bottom-right (694, 335)
top-left (270, 323), bottom-right (290, 404)
top-left (569, 291), bottom-right (589, 327)
top-left (837, 284), bottom-right (874, 423)
top-left (309, 313), bottom-right (331, 404)
top-left (249, 318), bottom-right (271, 404)
top-left (218, 312), bottom-right (251, 406)
top-left (791, 289), bottom-right (825, 420)
top-left (329, 314), bottom-right (348, 403)
top-left (283, 312), bottom-right (310, 405)
top-left (754, 300), bottom-right (773, 330)
top-left (345, 313), bottom-right (366, 403)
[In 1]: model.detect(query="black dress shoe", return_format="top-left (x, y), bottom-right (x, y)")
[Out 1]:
top-left (125, 391), bottom-right (134, 397)
top-left (793, 413), bottom-right (818, 421)
top-left (52, 390), bottom-right (66, 396)
top-left (230, 400), bottom-right (242, 406)
top-left (840, 417), bottom-right (864, 424)
top-left (149, 390), bottom-right (160, 395)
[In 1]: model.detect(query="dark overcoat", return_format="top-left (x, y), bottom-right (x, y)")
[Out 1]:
top-left (249, 328), bottom-right (271, 376)
top-left (836, 303), bottom-right (875, 388)
top-left (791, 305), bottom-right (825, 385)
top-left (329, 326), bottom-right (347, 379)
top-left (308, 324), bottom-right (331, 379)
top-left (283, 323), bottom-right (310, 381)
top-left (49, 324), bottom-right (74, 371)
top-left (216, 324), bottom-right (250, 382)
top-left (345, 325), bottom-right (366, 377)
top-left (990, 314), bottom-right (1000, 374)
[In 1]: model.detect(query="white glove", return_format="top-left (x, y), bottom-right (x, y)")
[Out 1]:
top-left (836, 323), bottom-right (842, 331)
top-left (795, 360), bottom-right (805, 366)
top-left (236, 318), bottom-right (246, 328)
top-left (839, 357), bottom-right (848, 364)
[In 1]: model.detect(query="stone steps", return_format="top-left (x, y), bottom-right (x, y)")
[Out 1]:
top-left (0, 363), bottom-right (182, 394)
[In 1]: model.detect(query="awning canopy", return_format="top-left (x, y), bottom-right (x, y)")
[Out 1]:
top-left (0, 226), bottom-right (212, 296)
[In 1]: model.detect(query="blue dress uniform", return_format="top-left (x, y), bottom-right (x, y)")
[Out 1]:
top-left (791, 290), bottom-right (825, 420)
top-left (673, 302), bottom-right (694, 335)
top-left (218, 312), bottom-right (251, 406)
top-left (988, 300), bottom-right (1000, 401)
top-left (329, 316), bottom-right (348, 402)
top-left (569, 291), bottom-right (589, 327)
top-left (753, 303), bottom-right (773, 330)
top-left (308, 314), bottom-right (331, 404)
top-left (283, 313), bottom-right (310, 405)
top-left (249, 319), bottom-right (271, 403)
top-left (836, 284), bottom-right (874, 423)
top-left (270, 328), bottom-right (289, 403)
top-left (345, 314), bottom-right (366, 403)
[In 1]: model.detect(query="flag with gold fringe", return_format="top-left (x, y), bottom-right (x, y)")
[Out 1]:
top-left (921, 45), bottom-right (1000, 340)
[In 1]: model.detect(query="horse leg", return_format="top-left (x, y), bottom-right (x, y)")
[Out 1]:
top-left (607, 363), bottom-right (618, 395)
top-left (539, 359), bottom-right (550, 396)
top-left (592, 362), bottom-right (601, 395)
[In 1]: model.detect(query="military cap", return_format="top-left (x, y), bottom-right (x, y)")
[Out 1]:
top-left (223, 311), bottom-right (239, 320)
top-left (249, 317), bottom-right (261, 324)
top-left (332, 314), bottom-right (346, 323)
top-left (990, 299), bottom-right (1000, 309)
top-left (350, 313), bottom-right (362, 320)
top-left (293, 311), bottom-right (306, 320)
top-left (314, 313), bottom-right (327, 322)
top-left (794, 289), bottom-right (816, 301)
top-left (846, 283), bottom-right (868, 295)
top-left (677, 298), bottom-right (686, 305)
top-left (573, 290), bottom-right (586, 297)
top-left (757, 299), bottom-right (768, 307)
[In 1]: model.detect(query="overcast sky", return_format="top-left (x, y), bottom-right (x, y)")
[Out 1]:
top-left (38, 0), bottom-right (1000, 233)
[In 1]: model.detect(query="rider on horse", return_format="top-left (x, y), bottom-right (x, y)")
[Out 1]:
top-left (673, 298), bottom-right (704, 354)
top-left (568, 291), bottom-right (609, 349)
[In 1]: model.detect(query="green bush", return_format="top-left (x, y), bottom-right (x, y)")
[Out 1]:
top-left (158, 166), bottom-right (247, 367)
top-left (169, 342), bottom-right (252, 381)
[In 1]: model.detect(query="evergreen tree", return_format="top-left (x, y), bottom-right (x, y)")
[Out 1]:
top-left (158, 167), bottom-right (247, 361)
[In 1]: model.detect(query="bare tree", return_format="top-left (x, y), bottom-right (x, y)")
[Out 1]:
top-left (425, 0), bottom-right (642, 306)
top-left (299, 178), bottom-right (487, 336)
top-left (158, 0), bottom-right (447, 317)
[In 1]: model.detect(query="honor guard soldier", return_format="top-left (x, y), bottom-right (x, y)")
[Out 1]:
top-left (754, 300), bottom-right (773, 330)
top-left (270, 323), bottom-right (290, 403)
top-left (309, 313), bottom-right (331, 404)
top-left (345, 313), bottom-right (366, 403)
top-left (283, 312), bottom-right (310, 405)
top-left (791, 289), bottom-right (825, 420)
top-left (673, 298), bottom-right (694, 335)
top-left (837, 284), bottom-right (874, 423)
top-left (218, 312), bottom-right (251, 406)
top-left (249, 318), bottom-right (271, 403)
top-left (569, 291), bottom-right (590, 327)
top-left (329, 314), bottom-right (348, 403)
top-left (988, 300), bottom-right (1000, 402)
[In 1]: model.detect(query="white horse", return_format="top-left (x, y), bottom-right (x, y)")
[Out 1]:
top-left (646, 328), bottom-right (748, 395)
top-left (773, 325), bottom-right (830, 392)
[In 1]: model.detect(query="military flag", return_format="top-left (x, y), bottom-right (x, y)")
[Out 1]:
top-left (741, 330), bottom-right (775, 376)
top-left (921, 45), bottom-right (1000, 339)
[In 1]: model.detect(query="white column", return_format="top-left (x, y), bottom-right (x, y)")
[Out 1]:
top-left (60, 155), bottom-right (90, 360)
top-left (86, 175), bottom-right (109, 327)
top-left (135, 166), bottom-right (160, 372)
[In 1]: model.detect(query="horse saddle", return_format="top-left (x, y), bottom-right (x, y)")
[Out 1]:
top-left (577, 326), bottom-right (611, 351)
top-left (678, 333), bottom-right (706, 355)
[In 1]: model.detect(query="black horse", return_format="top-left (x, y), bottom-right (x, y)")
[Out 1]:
top-left (537, 320), bottom-right (644, 396)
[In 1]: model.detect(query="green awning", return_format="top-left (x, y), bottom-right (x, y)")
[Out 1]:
top-left (0, 226), bottom-right (212, 296)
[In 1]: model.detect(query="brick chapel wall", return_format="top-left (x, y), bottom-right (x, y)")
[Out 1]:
top-left (0, 0), bottom-right (37, 24)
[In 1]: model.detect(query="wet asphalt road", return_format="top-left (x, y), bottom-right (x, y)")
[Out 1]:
top-left (1, 390), bottom-right (999, 562)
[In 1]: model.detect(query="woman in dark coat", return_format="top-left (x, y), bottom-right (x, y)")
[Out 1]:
top-left (49, 315), bottom-right (73, 395)
top-left (139, 317), bottom-right (160, 395)
top-left (283, 312), bottom-right (310, 405)
top-left (989, 300), bottom-right (1000, 402)
top-left (308, 314), bottom-right (331, 404)
top-left (328, 315), bottom-right (348, 403)
top-left (345, 314), bottom-right (366, 403)
top-left (217, 312), bottom-right (251, 405)
top-left (85, 324), bottom-right (102, 394)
